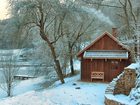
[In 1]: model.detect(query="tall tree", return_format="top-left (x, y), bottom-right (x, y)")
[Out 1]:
top-left (9, 0), bottom-right (68, 83)
top-left (62, 18), bottom-right (94, 75)
top-left (55, 1), bottom-right (98, 75)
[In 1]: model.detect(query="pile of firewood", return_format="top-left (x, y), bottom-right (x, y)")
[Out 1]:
top-left (113, 68), bottom-right (137, 95)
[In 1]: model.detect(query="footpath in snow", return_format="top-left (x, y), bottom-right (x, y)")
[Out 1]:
top-left (0, 74), bottom-right (108, 105)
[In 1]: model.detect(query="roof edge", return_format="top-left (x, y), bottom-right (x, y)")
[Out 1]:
top-left (77, 31), bottom-right (130, 58)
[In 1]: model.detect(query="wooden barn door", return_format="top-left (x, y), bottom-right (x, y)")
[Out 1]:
top-left (109, 60), bottom-right (120, 81)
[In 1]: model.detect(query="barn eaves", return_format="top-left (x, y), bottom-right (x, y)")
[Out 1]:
top-left (83, 50), bottom-right (128, 59)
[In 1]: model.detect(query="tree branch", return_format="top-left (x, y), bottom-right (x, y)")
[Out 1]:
top-left (82, 0), bottom-right (122, 8)
top-left (127, 0), bottom-right (137, 27)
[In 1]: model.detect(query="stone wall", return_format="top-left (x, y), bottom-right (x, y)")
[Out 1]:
top-left (113, 68), bottom-right (137, 95)
top-left (105, 67), bottom-right (137, 105)
top-left (104, 97), bottom-right (123, 105)
top-left (104, 77), bottom-right (124, 105)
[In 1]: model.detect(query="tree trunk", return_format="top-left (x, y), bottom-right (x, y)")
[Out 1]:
top-left (119, 0), bottom-right (131, 37)
top-left (70, 51), bottom-right (74, 75)
top-left (7, 84), bottom-right (11, 97)
top-left (55, 59), bottom-right (65, 83)
top-left (137, 34), bottom-right (140, 59)
top-left (47, 41), bottom-right (65, 84)
top-left (68, 43), bottom-right (75, 75)
top-left (40, 31), bottom-right (65, 83)
top-left (124, 4), bottom-right (131, 37)
top-left (38, 8), bottom-right (64, 83)
top-left (50, 46), bottom-right (65, 83)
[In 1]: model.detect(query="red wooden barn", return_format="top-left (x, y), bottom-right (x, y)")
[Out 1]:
top-left (77, 29), bottom-right (131, 82)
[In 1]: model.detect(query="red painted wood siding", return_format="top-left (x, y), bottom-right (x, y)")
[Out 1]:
top-left (81, 59), bottom-right (130, 82)
top-left (80, 34), bottom-right (131, 82)
top-left (88, 34), bottom-right (125, 50)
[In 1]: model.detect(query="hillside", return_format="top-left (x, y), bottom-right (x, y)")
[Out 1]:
top-left (0, 74), bottom-right (108, 105)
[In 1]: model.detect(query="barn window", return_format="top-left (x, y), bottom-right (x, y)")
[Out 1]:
top-left (111, 61), bottom-right (119, 64)
top-left (111, 61), bottom-right (119, 70)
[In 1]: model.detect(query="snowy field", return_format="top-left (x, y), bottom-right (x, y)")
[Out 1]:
top-left (0, 75), bottom-right (108, 105)
top-left (0, 76), bottom-right (50, 99)
top-left (0, 61), bottom-right (139, 105)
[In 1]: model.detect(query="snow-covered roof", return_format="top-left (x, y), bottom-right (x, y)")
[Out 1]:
top-left (77, 32), bottom-right (130, 57)
top-left (83, 50), bottom-right (128, 59)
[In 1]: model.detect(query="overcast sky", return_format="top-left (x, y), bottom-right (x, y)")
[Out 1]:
top-left (0, 0), bottom-right (9, 20)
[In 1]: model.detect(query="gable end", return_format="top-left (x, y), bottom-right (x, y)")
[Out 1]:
top-left (77, 32), bottom-right (130, 58)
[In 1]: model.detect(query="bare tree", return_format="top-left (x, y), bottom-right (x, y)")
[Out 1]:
top-left (0, 50), bottom-right (19, 97)
top-left (60, 1), bottom-right (105, 75)
top-left (9, 0), bottom-right (67, 83)
top-left (117, 0), bottom-right (140, 60)
top-left (134, 24), bottom-right (140, 60)
top-left (63, 20), bottom-right (94, 75)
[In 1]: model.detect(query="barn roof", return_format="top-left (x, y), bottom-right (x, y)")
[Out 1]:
top-left (77, 31), bottom-right (130, 57)
top-left (83, 50), bottom-right (128, 59)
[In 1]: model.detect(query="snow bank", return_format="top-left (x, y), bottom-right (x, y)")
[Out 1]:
top-left (0, 91), bottom-right (53, 105)
top-left (125, 62), bottom-right (140, 70)
top-left (43, 74), bottom-right (108, 105)
top-left (0, 76), bottom-right (48, 99)
top-left (13, 76), bottom-right (47, 96)
top-left (0, 74), bottom-right (108, 105)
top-left (129, 61), bottom-right (140, 104)
top-left (105, 94), bottom-right (131, 105)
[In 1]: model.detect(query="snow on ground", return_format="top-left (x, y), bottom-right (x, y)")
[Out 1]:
top-left (125, 62), bottom-right (140, 70)
top-left (0, 91), bottom-right (53, 105)
top-left (105, 94), bottom-right (132, 105)
top-left (13, 76), bottom-right (48, 96)
top-left (0, 74), bottom-right (108, 105)
top-left (45, 75), bottom-right (108, 105)
top-left (0, 76), bottom-right (48, 99)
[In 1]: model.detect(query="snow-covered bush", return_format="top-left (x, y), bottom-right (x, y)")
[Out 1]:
top-left (129, 62), bottom-right (140, 103)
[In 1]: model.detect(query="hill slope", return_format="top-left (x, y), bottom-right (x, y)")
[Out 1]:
top-left (0, 75), bottom-right (108, 105)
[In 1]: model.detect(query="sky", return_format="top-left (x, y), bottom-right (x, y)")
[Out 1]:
top-left (0, 0), bottom-right (9, 20)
